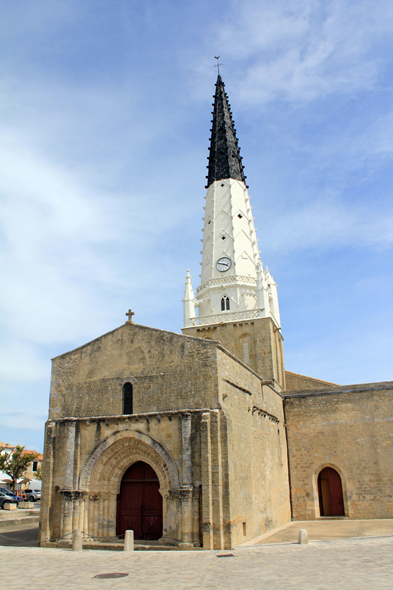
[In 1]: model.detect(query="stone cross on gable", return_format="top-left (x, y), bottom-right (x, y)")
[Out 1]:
top-left (125, 309), bottom-right (135, 323)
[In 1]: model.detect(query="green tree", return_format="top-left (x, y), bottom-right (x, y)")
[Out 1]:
top-left (34, 464), bottom-right (43, 481)
top-left (0, 445), bottom-right (39, 492)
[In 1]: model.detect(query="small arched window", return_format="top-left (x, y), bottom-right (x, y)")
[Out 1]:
top-left (221, 296), bottom-right (230, 311)
top-left (123, 382), bottom-right (133, 414)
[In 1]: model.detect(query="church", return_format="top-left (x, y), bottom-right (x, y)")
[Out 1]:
top-left (40, 75), bottom-right (393, 549)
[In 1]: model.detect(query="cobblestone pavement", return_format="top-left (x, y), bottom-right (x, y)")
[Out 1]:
top-left (2, 535), bottom-right (393, 589)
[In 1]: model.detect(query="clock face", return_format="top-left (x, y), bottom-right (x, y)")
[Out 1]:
top-left (216, 256), bottom-right (232, 272)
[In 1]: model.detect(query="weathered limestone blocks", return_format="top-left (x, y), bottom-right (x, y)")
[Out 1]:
top-left (285, 382), bottom-right (393, 520)
top-left (40, 321), bottom-right (291, 551)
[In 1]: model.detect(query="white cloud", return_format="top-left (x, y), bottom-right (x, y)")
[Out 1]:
top-left (262, 197), bottom-right (393, 253)
top-left (0, 130), bottom-right (116, 343)
top-left (212, 0), bottom-right (393, 104)
top-left (0, 121), bottom-right (195, 353)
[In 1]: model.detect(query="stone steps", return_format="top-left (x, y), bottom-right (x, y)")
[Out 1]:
top-left (0, 515), bottom-right (40, 529)
top-left (0, 509), bottom-right (40, 529)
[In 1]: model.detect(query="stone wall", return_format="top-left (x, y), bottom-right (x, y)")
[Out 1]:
top-left (183, 316), bottom-right (285, 391)
top-left (284, 382), bottom-right (393, 520)
top-left (216, 349), bottom-right (291, 546)
top-left (285, 371), bottom-right (337, 392)
top-left (49, 323), bottom-right (220, 420)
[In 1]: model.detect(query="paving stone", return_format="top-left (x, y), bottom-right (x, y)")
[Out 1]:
top-left (1, 536), bottom-right (393, 589)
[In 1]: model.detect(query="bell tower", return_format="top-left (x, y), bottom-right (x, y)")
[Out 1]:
top-left (182, 74), bottom-right (285, 391)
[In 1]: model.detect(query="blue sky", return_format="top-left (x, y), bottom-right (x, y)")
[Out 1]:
top-left (1, 0), bottom-right (393, 452)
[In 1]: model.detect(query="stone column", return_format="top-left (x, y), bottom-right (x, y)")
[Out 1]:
top-left (179, 489), bottom-right (194, 547)
top-left (72, 494), bottom-right (80, 534)
top-left (192, 487), bottom-right (202, 546)
top-left (39, 422), bottom-right (55, 544)
top-left (210, 411), bottom-right (224, 550)
top-left (62, 421), bottom-right (76, 537)
top-left (64, 421), bottom-right (76, 488)
top-left (83, 496), bottom-right (89, 536)
top-left (79, 495), bottom-right (85, 534)
top-left (108, 493), bottom-right (117, 537)
top-left (73, 422), bottom-right (80, 489)
top-left (61, 493), bottom-right (73, 538)
top-left (179, 413), bottom-right (194, 547)
top-left (165, 491), bottom-right (182, 544)
top-left (181, 413), bottom-right (192, 486)
top-left (200, 412), bottom-right (213, 549)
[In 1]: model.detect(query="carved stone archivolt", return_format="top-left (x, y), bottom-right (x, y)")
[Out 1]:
top-left (79, 429), bottom-right (180, 497)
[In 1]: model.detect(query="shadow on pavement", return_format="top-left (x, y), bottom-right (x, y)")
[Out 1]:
top-left (0, 526), bottom-right (39, 547)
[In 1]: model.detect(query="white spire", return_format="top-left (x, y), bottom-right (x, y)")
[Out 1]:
top-left (182, 270), bottom-right (197, 328)
top-left (183, 75), bottom-right (281, 329)
top-left (188, 179), bottom-right (281, 328)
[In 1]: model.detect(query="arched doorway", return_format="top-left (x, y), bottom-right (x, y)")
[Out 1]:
top-left (116, 461), bottom-right (163, 540)
top-left (318, 467), bottom-right (345, 516)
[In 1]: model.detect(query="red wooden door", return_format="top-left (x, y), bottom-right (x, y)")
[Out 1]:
top-left (318, 467), bottom-right (344, 516)
top-left (117, 461), bottom-right (162, 540)
top-left (328, 468), bottom-right (345, 516)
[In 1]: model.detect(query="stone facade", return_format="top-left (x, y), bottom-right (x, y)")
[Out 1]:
top-left (40, 322), bottom-right (291, 549)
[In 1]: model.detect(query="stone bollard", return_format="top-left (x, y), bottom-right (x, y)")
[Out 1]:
top-left (72, 529), bottom-right (83, 551)
top-left (298, 529), bottom-right (308, 544)
top-left (3, 503), bottom-right (17, 510)
top-left (18, 502), bottom-right (34, 509)
top-left (124, 530), bottom-right (134, 552)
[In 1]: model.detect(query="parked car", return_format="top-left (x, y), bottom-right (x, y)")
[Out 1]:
top-left (0, 492), bottom-right (18, 509)
top-left (0, 488), bottom-right (23, 502)
top-left (24, 489), bottom-right (41, 502)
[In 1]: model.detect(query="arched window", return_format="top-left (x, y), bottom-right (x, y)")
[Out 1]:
top-left (123, 382), bottom-right (133, 414)
top-left (221, 296), bottom-right (230, 311)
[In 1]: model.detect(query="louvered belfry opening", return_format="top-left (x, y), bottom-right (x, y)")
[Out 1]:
top-left (206, 74), bottom-right (247, 189)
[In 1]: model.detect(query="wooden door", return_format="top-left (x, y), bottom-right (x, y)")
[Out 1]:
top-left (117, 461), bottom-right (162, 540)
top-left (318, 467), bottom-right (344, 516)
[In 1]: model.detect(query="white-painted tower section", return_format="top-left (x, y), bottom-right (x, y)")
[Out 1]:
top-left (183, 75), bottom-right (281, 329)
top-left (182, 270), bottom-right (197, 328)
top-left (198, 177), bottom-right (260, 316)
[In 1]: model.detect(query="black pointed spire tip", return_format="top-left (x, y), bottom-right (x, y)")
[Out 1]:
top-left (206, 75), bottom-right (246, 189)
